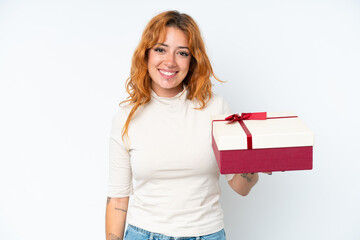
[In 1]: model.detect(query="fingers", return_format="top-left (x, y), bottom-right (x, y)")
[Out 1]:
top-left (247, 172), bottom-right (273, 175)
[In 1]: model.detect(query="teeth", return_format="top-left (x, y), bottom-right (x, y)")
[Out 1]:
top-left (160, 70), bottom-right (176, 76)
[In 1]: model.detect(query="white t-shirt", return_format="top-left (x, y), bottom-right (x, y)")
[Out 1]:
top-left (108, 88), bottom-right (234, 237)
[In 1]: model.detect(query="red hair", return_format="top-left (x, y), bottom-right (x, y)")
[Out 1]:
top-left (121, 10), bottom-right (222, 138)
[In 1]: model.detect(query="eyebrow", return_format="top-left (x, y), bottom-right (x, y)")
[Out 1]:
top-left (155, 43), bottom-right (189, 50)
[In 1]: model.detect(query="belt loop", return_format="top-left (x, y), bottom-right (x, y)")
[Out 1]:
top-left (148, 232), bottom-right (154, 240)
top-left (196, 237), bottom-right (201, 240)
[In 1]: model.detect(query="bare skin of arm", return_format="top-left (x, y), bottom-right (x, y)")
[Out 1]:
top-left (105, 197), bottom-right (129, 240)
top-left (228, 172), bottom-right (272, 196)
top-left (228, 173), bottom-right (259, 196)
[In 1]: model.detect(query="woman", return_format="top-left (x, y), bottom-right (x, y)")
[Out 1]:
top-left (106, 10), bottom-right (260, 240)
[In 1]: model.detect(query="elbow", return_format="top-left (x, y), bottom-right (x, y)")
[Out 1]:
top-left (229, 180), bottom-right (252, 196)
top-left (235, 188), bottom-right (251, 197)
top-left (228, 176), bottom-right (258, 197)
top-left (106, 196), bottom-right (130, 207)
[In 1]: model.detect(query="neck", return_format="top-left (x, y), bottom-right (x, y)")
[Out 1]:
top-left (150, 84), bottom-right (184, 98)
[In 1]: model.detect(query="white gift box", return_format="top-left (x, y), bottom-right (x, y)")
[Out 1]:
top-left (212, 112), bottom-right (314, 173)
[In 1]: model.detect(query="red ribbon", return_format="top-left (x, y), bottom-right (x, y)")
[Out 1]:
top-left (225, 112), bottom-right (267, 122)
top-left (224, 112), bottom-right (267, 149)
top-left (214, 112), bottom-right (298, 150)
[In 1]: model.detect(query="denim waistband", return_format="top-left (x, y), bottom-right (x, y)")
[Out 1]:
top-left (127, 224), bottom-right (215, 240)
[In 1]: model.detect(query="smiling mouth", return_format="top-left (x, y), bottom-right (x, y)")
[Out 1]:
top-left (159, 69), bottom-right (178, 79)
top-left (159, 70), bottom-right (177, 76)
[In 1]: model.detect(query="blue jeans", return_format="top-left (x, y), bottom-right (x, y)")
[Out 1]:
top-left (124, 224), bottom-right (226, 240)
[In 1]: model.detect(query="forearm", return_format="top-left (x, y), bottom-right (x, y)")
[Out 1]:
top-left (228, 173), bottom-right (259, 196)
top-left (105, 196), bottom-right (129, 240)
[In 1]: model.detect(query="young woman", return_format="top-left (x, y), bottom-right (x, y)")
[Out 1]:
top-left (106, 10), bottom-right (260, 240)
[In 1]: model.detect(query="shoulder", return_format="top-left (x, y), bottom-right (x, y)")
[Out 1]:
top-left (112, 102), bottom-right (132, 126)
top-left (209, 93), bottom-right (226, 104)
top-left (205, 93), bottom-right (232, 114)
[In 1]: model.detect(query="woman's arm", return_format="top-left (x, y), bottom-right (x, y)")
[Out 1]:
top-left (227, 173), bottom-right (259, 196)
top-left (105, 196), bottom-right (129, 240)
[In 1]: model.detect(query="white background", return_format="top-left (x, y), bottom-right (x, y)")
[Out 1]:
top-left (1, 0), bottom-right (359, 239)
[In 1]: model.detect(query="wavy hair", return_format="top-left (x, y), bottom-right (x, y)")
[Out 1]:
top-left (121, 10), bottom-right (222, 139)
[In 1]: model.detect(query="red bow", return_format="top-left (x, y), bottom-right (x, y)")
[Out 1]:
top-left (225, 112), bottom-right (267, 123)
top-left (223, 112), bottom-right (266, 149)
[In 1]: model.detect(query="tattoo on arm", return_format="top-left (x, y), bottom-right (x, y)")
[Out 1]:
top-left (240, 173), bottom-right (253, 182)
top-left (107, 197), bottom-right (127, 213)
top-left (115, 208), bottom-right (127, 213)
top-left (109, 233), bottom-right (122, 240)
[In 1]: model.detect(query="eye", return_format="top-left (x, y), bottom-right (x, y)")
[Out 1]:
top-left (154, 47), bottom-right (165, 53)
top-left (179, 51), bottom-right (190, 57)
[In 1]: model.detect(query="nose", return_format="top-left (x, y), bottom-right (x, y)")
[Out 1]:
top-left (164, 53), bottom-right (176, 68)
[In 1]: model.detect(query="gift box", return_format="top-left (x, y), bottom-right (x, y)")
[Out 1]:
top-left (212, 112), bottom-right (314, 174)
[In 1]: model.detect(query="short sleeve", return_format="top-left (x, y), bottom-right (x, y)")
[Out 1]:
top-left (107, 108), bottom-right (133, 197)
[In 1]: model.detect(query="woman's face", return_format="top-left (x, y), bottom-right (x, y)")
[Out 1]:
top-left (147, 26), bottom-right (191, 97)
